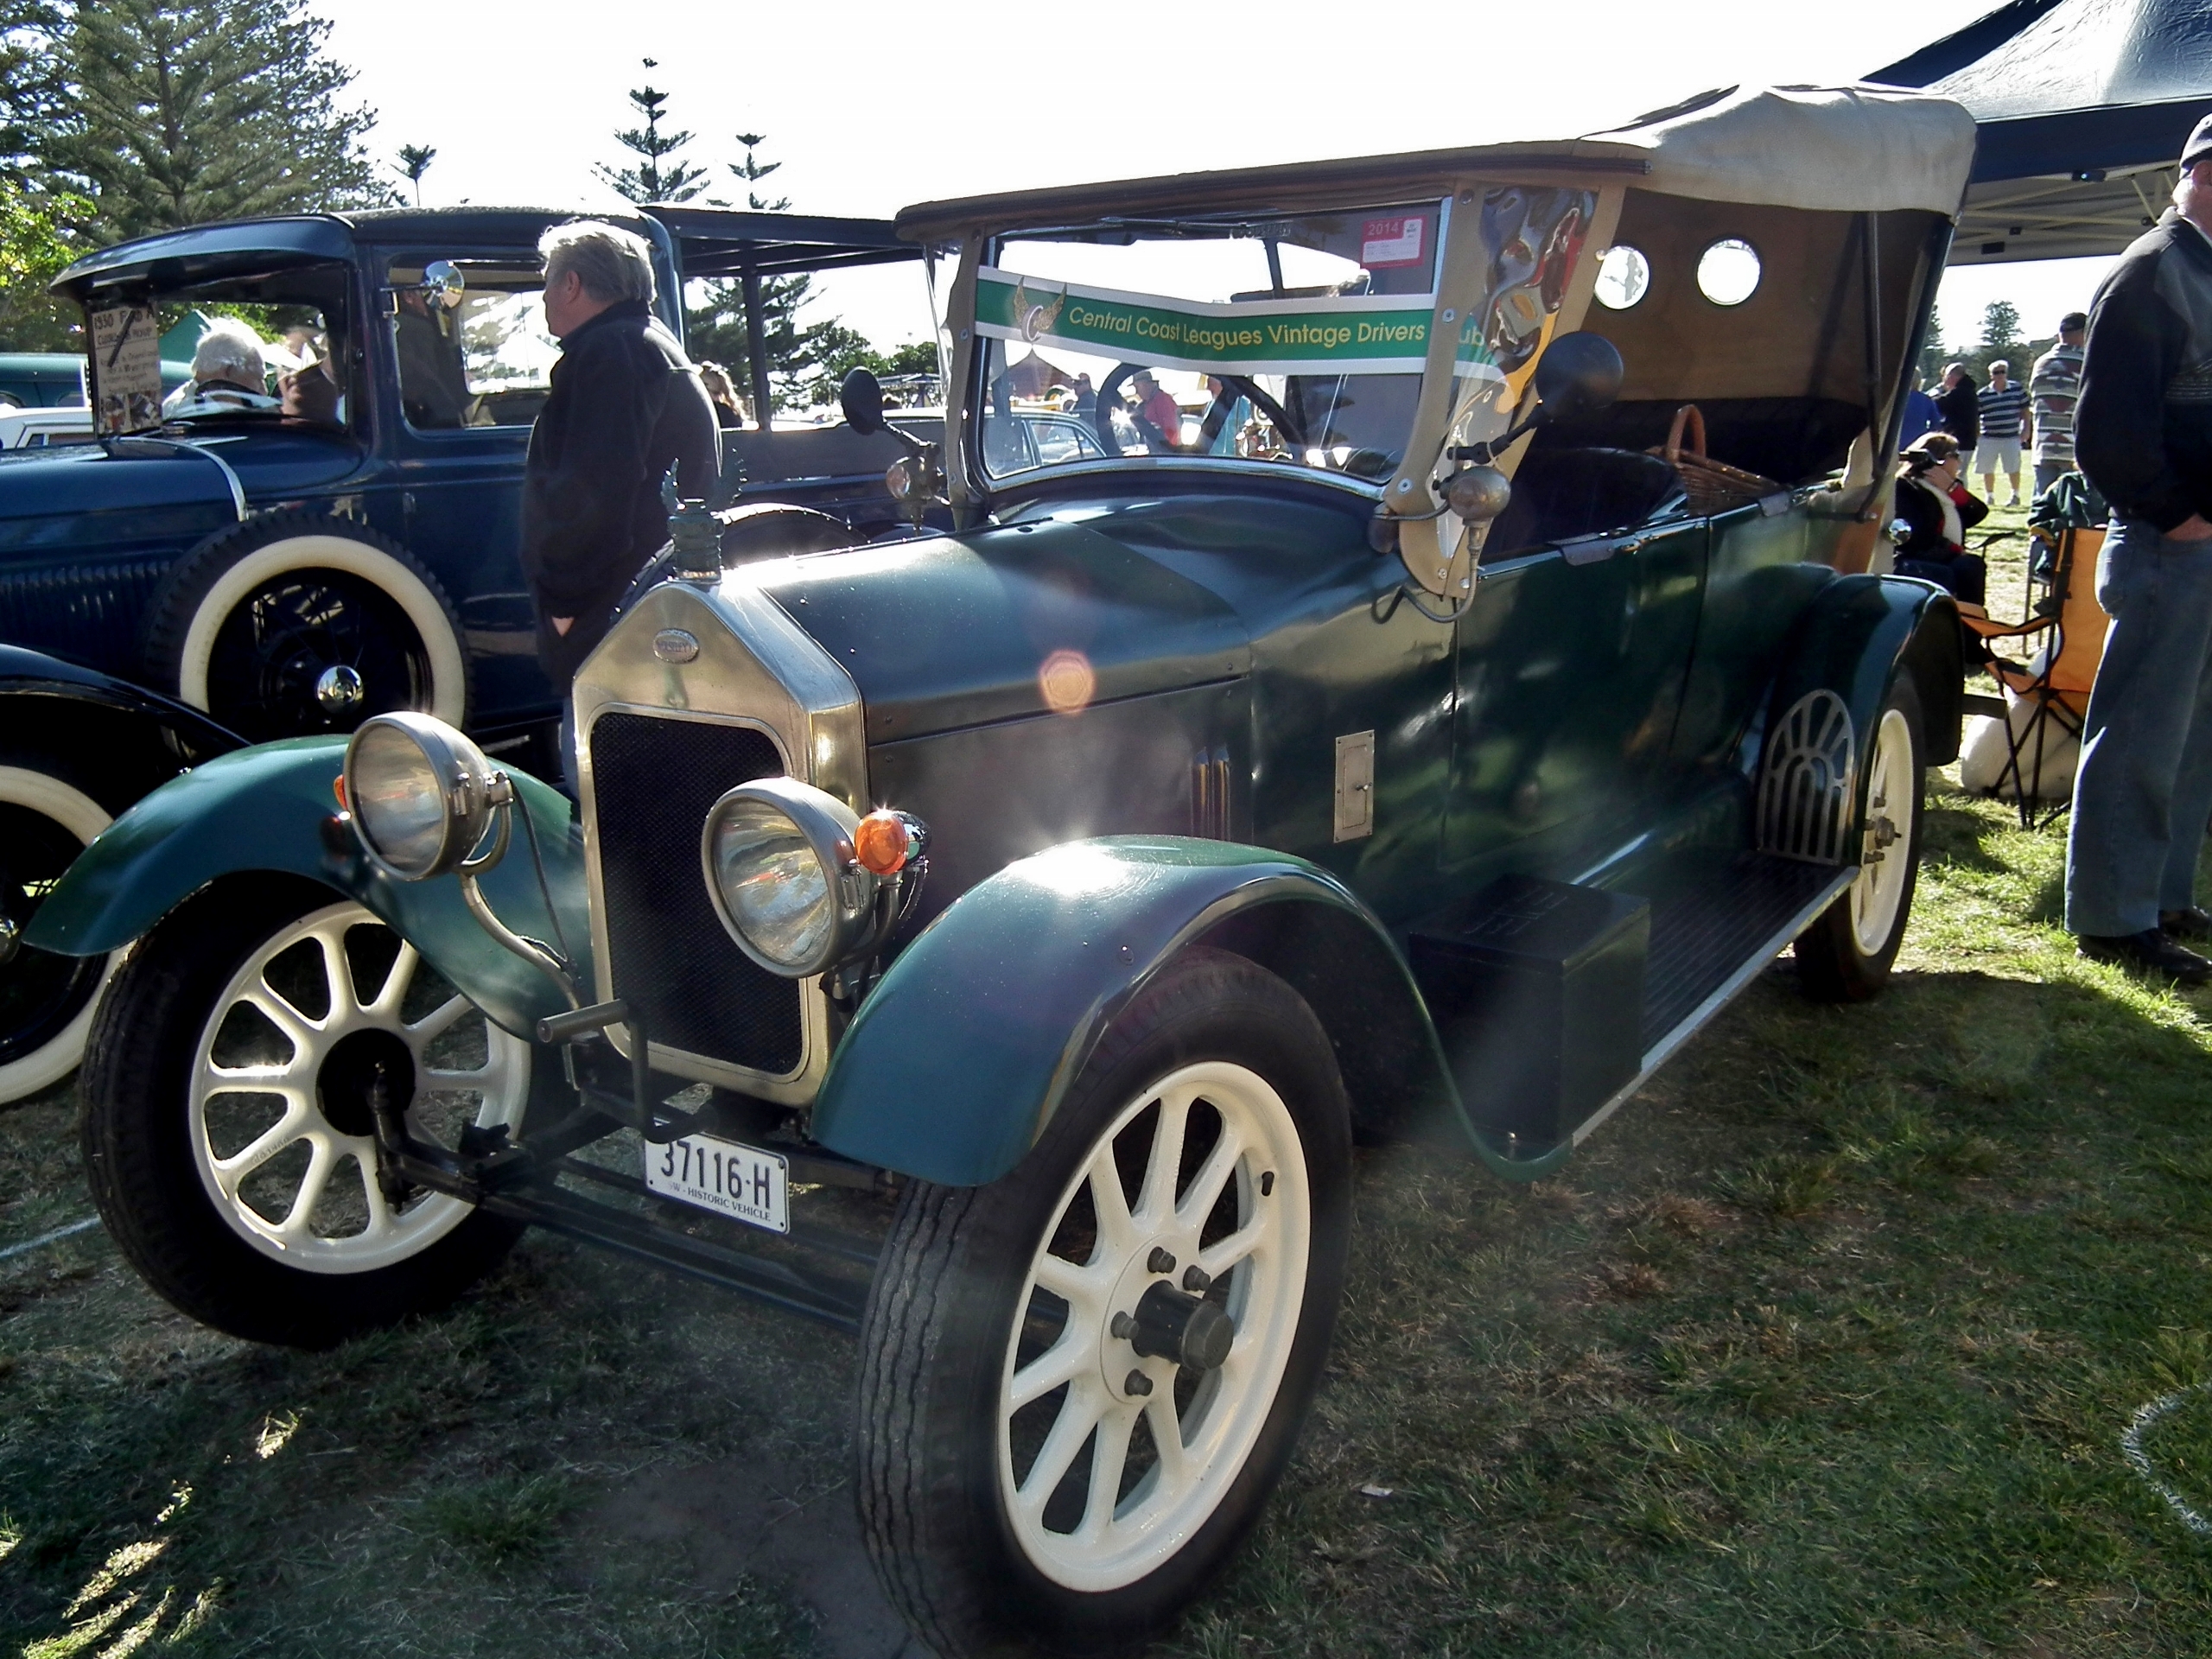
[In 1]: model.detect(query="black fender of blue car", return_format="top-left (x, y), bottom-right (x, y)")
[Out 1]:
top-left (0, 644), bottom-right (245, 807)
top-left (26, 736), bottom-right (588, 1038)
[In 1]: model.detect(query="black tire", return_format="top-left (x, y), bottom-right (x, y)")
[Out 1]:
top-left (0, 757), bottom-right (114, 1103)
top-left (856, 947), bottom-right (1351, 1659)
top-left (79, 876), bottom-right (530, 1348)
top-left (143, 509), bottom-right (469, 744)
top-left (1796, 677), bottom-right (1926, 1001)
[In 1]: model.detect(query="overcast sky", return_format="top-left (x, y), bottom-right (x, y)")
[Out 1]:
top-left (311, 0), bottom-right (2120, 353)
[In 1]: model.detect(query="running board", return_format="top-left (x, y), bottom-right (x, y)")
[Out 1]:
top-left (1567, 861), bottom-right (1856, 1147)
top-left (483, 1183), bottom-right (872, 1331)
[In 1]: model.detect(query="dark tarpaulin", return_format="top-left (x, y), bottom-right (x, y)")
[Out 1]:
top-left (1868, 0), bottom-right (2212, 264)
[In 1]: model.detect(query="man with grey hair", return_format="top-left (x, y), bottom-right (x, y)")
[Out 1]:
top-left (162, 318), bottom-right (278, 415)
top-left (521, 219), bottom-right (717, 729)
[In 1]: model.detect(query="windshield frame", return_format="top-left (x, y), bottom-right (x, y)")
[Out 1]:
top-left (940, 177), bottom-right (1626, 594)
top-left (77, 255), bottom-right (361, 438)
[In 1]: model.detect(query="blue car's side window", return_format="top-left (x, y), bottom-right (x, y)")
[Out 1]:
top-left (388, 257), bottom-right (557, 433)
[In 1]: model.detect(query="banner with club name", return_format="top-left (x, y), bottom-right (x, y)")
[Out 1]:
top-left (976, 269), bottom-right (1487, 378)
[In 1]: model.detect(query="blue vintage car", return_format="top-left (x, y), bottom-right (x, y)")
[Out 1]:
top-left (0, 207), bottom-right (937, 1102)
top-left (3, 207), bottom-right (923, 748)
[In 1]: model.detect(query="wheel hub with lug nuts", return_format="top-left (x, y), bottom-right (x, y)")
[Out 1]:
top-left (315, 663), bottom-right (365, 715)
top-left (1100, 1239), bottom-right (1235, 1401)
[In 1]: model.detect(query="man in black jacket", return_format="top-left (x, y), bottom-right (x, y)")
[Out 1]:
top-left (522, 220), bottom-right (718, 698)
top-left (2066, 117), bottom-right (2212, 983)
top-left (1935, 363), bottom-right (1980, 449)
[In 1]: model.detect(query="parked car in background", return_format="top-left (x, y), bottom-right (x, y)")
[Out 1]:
top-left (0, 405), bottom-right (94, 449)
top-left (0, 351), bottom-right (188, 408)
top-left (32, 86), bottom-right (1975, 1657)
top-left (0, 352), bottom-right (88, 408)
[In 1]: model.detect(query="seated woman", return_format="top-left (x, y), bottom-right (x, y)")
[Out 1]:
top-left (161, 319), bottom-right (281, 417)
top-left (1891, 431), bottom-right (1988, 607)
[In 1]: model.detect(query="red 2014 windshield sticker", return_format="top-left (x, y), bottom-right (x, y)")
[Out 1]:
top-left (1362, 216), bottom-right (1427, 270)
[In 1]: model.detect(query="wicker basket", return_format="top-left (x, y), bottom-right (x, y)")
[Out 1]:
top-left (1650, 404), bottom-right (1778, 514)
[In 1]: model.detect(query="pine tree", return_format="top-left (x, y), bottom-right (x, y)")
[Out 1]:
top-left (0, 0), bottom-right (66, 184)
top-left (1916, 303), bottom-right (1948, 386)
top-left (1980, 299), bottom-right (2023, 358)
top-left (728, 132), bottom-right (785, 212)
top-left (595, 62), bottom-right (709, 206)
top-left (685, 130), bottom-right (818, 416)
top-left (396, 144), bottom-right (435, 207)
top-left (61, 0), bottom-right (381, 241)
top-left (1966, 299), bottom-right (2025, 381)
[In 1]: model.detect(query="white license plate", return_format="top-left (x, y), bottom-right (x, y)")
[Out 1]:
top-left (643, 1132), bottom-right (790, 1234)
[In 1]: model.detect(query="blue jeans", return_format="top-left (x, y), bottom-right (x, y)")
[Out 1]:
top-left (2065, 516), bottom-right (2212, 935)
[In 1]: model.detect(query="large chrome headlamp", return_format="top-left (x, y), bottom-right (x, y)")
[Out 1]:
top-left (701, 778), bottom-right (890, 977)
top-left (342, 712), bottom-right (504, 881)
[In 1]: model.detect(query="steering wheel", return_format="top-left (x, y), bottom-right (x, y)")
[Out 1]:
top-left (1095, 363), bottom-right (1306, 456)
top-left (1093, 363), bottom-right (1160, 454)
top-left (1197, 375), bottom-right (1304, 454)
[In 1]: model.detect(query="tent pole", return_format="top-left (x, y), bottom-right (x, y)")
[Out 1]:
top-left (743, 262), bottom-right (771, 431)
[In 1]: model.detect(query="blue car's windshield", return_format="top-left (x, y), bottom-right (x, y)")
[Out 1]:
top-left (140, 294), bottom-right (348, 429)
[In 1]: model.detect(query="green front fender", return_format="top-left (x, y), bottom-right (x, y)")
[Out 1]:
top-left (1765, 572), bottom-right (1963, 767)
top-left (25, 736), bottom-right (589, 1037)
top-left (809, 836), bottom-right (1571, 1188)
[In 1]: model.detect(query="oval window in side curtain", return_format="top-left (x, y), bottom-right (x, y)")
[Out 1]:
top-left (1592, 245), bottom-right (1650, 310)
top-left (1696, 238), bottom-right (1762, 306)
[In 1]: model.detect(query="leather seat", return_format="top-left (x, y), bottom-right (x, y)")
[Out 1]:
top-left (1486, 447), bottom-right (1689, 557)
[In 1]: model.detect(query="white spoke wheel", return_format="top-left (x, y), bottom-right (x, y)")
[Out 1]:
top-left (79, 880), bottom-right (532, 1347)
top-left (188, 901), bottom-right (529, 1273)
top-left (857, 949), bottom-right (1351, 1659)
top-left (1796, 677), bottom-right (1926, 1002)
top-left (999, 1060), bottom-right (1307, 1590)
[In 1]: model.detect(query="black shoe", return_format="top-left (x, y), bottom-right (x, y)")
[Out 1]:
top-left (2159, 906), bottom-right (2212, 943)
top-left (2077, 929), bottom-right (2212, 985)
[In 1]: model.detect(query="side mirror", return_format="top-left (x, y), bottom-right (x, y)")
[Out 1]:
top-left (421, 259), bottom-right (466, 311)
top-left (1532, 331), bottom-right (1623, 420)
top-left (840, 367), bottom-right (886, 435)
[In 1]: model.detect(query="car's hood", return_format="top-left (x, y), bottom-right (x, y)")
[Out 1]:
top-left (748, 518), bottom-right (1254, 743)
top-left (0, 426), bottom-right (364, 524)
top-left (0, 439), bottom-right (240, 521)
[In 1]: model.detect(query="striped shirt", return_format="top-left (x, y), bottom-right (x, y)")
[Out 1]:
top-left (2031, 344), bottom-right (2084, 465)
top-left (1979, 379), bottom-right (2028, 439)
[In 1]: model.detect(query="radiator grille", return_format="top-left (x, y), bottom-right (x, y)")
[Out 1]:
top-left (587, 710), bottom-right (803, 1077)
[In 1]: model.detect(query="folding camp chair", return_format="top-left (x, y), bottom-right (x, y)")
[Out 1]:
top-left (1955, 523), bottom-right (2111, 828)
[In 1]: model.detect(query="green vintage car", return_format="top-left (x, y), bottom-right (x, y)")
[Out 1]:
top-left (34, 85), bottom-right (1976, 1656)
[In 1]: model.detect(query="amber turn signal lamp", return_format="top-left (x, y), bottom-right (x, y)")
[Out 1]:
top-left (333, 773), bottom-right (348, 811)
top-left (854, 809), bottom-right (911, 874)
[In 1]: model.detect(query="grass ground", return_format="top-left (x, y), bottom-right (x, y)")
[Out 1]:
top-left (6, 506), bottom-right (2212, 1657)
